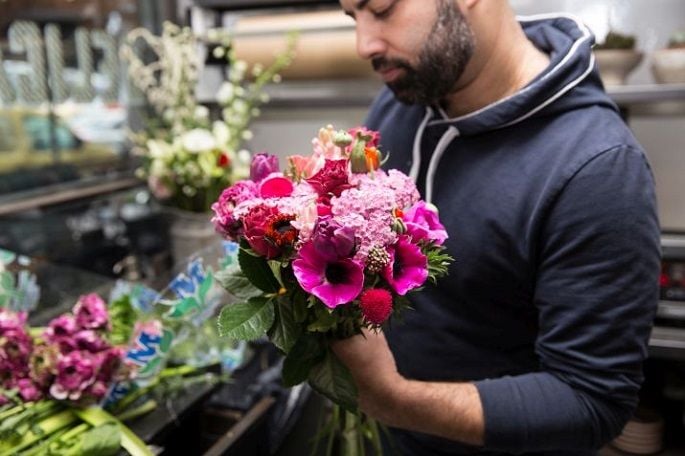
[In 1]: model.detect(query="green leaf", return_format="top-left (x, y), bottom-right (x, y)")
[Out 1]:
top-left (270, 296), bottom-right (301, 353)
top-left (292, 291), bottom-right (309, 323)
top-left (198, 273), bottom-right (213, 304)
top-left (214, 266), bottom-right (262, 300)
top-left (307, 306), bottom-right (338, 332)
top-left (308, 350), bottom-right (358, 412)
top-left (159, 329), bottom-right (174, 353)
top-left (81, 423), bottom-right (121, 456)
top-left (267, 260), bottom-right (285, 288)
top-left (75, 407), bottom-right (153, 456)
top-left (218, 297), bottom-right (274, 340)
top-left (238, 240), bottom-right (280, 293)
top-left (282, 334), bottom-right (325, 387)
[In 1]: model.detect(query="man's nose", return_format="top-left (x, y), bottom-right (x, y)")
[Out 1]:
top-left (355, 21), bottom-right (386, 60)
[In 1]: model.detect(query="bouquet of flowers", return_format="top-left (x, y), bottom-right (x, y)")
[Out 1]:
top-left (121, 22), bottom-right (296, 212)
top-left (212, 125), bottom-right (453, 453)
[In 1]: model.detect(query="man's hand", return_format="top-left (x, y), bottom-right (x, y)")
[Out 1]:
top-left (332, 328), bottom-right (486, 447)
top-left (331, 328), bottom-right (404, 422)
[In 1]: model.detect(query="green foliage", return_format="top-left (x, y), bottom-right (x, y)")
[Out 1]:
top-left (214, 265), bottom-right (263, 300)
top-left (238, 242), bottom-right (280, 293)
top-left (108, 295), bottom-right (138, 346)
top-left (217, 297), bottom-right (274, 340)
top-left (269, 295), bottom-right (301, 353)
top-left (282, 333), bottom-right (325, 387)
top-left (425, 245), bottom-right (454, 284)
top-left (596, 31), bottom-right (636, 50)
top-left (308, 350), bottom-right (358, 413)
top-left (668, 30), bottom-right (685, 49)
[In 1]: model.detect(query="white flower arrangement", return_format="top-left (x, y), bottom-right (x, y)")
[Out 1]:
top-left (121, 22), bottom-right (296, 212)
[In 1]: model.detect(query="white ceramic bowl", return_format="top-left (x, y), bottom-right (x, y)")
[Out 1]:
top-left (652, 48), bottom-right (685, 84)
top-left (594, 49), bottom-right (644, 85)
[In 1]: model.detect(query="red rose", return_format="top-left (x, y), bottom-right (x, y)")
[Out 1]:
top-left (243, 204), bottom-right (282, 259)
top-left (306, 159), bottom-right (353, 198)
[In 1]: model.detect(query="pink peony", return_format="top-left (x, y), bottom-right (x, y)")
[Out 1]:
top-left (49, 351), bottom-right (97, 401)
top-left (250, 153), bottom-right (280, 183)
top-left (403, 201), bottom-right (448, 245)
top-left (382, 236), bottom-right (428, 295)
top-left (243, 204), bottom-right (283, 259)
top-left (306, 160), bottom-right (353, 198)
top-left (211, 181), bottom-right (258, 239)
top-left (73, 294), bottom-right (109, 330)
top-left (293, 241), bottom-right (364, 308)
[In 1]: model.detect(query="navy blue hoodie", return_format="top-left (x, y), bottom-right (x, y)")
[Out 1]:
top-left (365, 14), bottom-right (660, 455)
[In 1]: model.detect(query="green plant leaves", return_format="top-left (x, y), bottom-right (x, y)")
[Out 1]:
top-left (282, 334), bottom-right (325, 387)
top-left (80, 423), bottom-right (121, 456)
top-left (308, 350), bottom-right (358, 413)
top-left (269, 297), bottom-right (301, 353)
top-left (238, 241), bottom-right (280, 293)
top-left (218, 297), bottom-right (274, 340)
top-left (214, 265), bottom-right (262, 300)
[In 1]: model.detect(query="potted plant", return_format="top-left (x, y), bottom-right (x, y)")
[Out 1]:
top-left (594, 30), bottom-right (643, 85)
top-left (121, 23), bottom-right (295, 264)
top-left (652, 30), bottom-right (685, 84)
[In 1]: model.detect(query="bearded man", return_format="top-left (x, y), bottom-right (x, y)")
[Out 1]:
top-left (333, 1), bottom-right (660, 455)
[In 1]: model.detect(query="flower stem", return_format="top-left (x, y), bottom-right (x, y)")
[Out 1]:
top-left (342, 411), bottom-right (359, 456)
top-left (325, 405), bottom-right (339, 456)
top-left (0, 410), bottom-right (77, 456)
top-left (115, 399), bottom-right (157, 422)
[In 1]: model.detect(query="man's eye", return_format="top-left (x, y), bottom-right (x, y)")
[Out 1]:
top-left (372, 1), bottom-right (396, 19)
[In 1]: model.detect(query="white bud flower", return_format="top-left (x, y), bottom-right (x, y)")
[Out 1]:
top-left (241, 130), bottom-right (253, 141)
top-left (237, 149), bottom-right (251, 164)
top-left (212, 46), bottom-right (226, 59)
top-left (272, 74), bottom-right (282, 83)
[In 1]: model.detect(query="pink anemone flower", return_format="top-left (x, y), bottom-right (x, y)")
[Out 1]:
top-left (382, 236), bottom-right (428, 295)
top-left (293, 241), bottom-right (364, 308)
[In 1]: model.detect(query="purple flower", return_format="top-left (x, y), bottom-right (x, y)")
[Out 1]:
top-left (293, 241), bottom-right (364, 308)
top-left (73, 294), bottom-right (109, 331)
top-left (211, 181), bottom-right (258, 239)
top-left (44, 314), bottom-right (78, 350)
top-left (73, 330), bottom-right (110, 353)
top-left (86, 380), bottom-right (109, 401)
top-left (96, 347), bottom-right (125, 382)
top-left (250, 153), bottom-right (280, 183)
top-left (382, 236), bottom-right (428, 295)
top-left (306, 159), bottom-right (354, 198)
top-left (0, 310), bottom-right (33, 379)
top-left (403, 201), bottom-right (448, 245)
top-left (0, 309), bottom-right (27, 332)
top-left (49, 351), bottom-right (97, 401)
top-left (17, 377), bottom-right (43, 402)
top-left (311, 217), bottom-right (356, 262)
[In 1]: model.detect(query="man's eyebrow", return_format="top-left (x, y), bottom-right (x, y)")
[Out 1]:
top-left (344, 0), bottom-right (371, 17)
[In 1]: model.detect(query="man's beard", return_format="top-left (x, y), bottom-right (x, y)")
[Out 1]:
top-left (372, 0), bottom-right (475, 105)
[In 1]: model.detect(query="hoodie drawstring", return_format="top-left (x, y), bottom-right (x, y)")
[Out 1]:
top-left (409, 107), bottom-right (434, 182)
top-left (425, 126), bottom-right (459, 204)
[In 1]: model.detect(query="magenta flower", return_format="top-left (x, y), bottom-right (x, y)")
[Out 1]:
top-left (250, 153), bottom-right (280, 183)
top-left (0, 308), bottom-right (27, 332)
top-left (96, 347), bottom-right (125, 382)
top-left (259, 173), bottom-right (294, 198)
top-left (29, 343), bottom-right (59, 386)
top-left (382, 236), bottom-right (428, 295)
top-left (17, 377), bottom-right (43, 402)
top-left (306, 159), bottom-right (354, 198)
top-left (0, 310), bottom-right (33, 379)
top-left (211, 181), bottom-right (258, 239)
top-left (49, 351), bottom-right (97, 401)
top-left (293, 241), bottom-right (364, 308)
top-left (86, 380), bottom-right (109, 401)
top-left (73, 330), bottom-right (110, 353)
top-left (73, 294), bottom-right (109, 330)
top-left (403, 201), bottom-right (448, 245)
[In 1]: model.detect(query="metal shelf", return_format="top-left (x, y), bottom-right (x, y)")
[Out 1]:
top-left (606, 83), bottom-right (685, 105)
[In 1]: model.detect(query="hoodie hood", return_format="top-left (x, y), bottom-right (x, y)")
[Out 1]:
top-left (407, 14), bottom-right (618, 202)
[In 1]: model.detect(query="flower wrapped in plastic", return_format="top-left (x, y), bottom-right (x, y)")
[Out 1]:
top-left (212, 125), bottom-right (453, 454)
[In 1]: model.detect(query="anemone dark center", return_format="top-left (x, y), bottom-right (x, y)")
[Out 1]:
top-left (325, 262), bottom-right (348, 284)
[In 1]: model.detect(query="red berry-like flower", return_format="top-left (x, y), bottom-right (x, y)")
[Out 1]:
top-left (359, 288), bottom-right (393, 325)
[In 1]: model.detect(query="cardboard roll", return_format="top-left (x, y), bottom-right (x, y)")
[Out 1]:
top-left (231, 10), bottom-right (377, 80)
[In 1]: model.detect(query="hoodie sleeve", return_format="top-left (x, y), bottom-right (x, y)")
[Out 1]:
top-left (475, 144), bottom-right (660, 452)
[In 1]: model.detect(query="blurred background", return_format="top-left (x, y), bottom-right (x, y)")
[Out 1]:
top-left (0, 0), bottom-right (684, 454)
